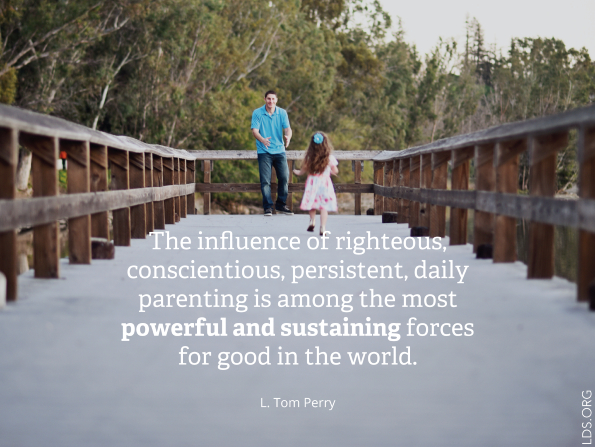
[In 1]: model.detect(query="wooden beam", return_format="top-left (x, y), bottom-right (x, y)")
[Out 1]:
top-left (174, 157), bottom-right (181, 221)
top-left (420, 154), bottom-right (432, 228)
top-left (203, 160), bottom-right (211, 215)
top-left (577, 126), bottom-right (595, 301)
top-left (0, 127), bottom-right (18, 300)
top-left (129, 151), bottom-right (146, 238)
top-left (473, 144), bottom-right (495, 253)
top-left (20, 133), bottom-right (60, 278)
top-left (180, 159), bottom-right (187, 218)
top-left (62, 139), bottom-right (91, 264)
top-left (374, 161), bottom-right (384, 215)
top-left (528, 132), bottom-right (567, 278)
top-left (186, 160), bottom-right (196, 215)
top-left (354, 160), bottom-right (362, 215)
top-left (384, 161), bottom-right (395, 212)
top-left (493, 139), bottom-right (525, 262)
top-left (90, 144), bottom-right (109, 239)
top-left (409, 156), bottom-right (420, 228)
top-left (398, 159), bottom-right (410, 224)
top-left (450, 147), bottom-right (473, 245)
top-left (144, 153), bottom-right (154, 234)
top-left (109, 148), bottom-right (130, 246)
top-left (430, 151), bottom-right (449, 237)
top-left (152, 156), bottom-right (165, 230)
top-left (163, 157), bottom-right (175, 223)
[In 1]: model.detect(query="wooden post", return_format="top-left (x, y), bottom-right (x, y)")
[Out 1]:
top-left (354, 160), bottom-right (362, 215)
top-left (0, 127), bottom-right (18, 300)
top-left (90, 144), bottom-right (109, 239)
top-left (145, 153), bottom-right (154, 234)
top-left (163, 157), bottom-right (175, 224)
top-left (473, 144), bottom-right (495, 253)
top-left (174, 157), bottom-right (181, 221)
top-left (384, 161), bottom-right (394, 212)
top-left (430, 151), bottom-right (449, 238)
top-left (20, 134), bottom-right (60, 278)
top-left (578, 126), bottom-right (595, 302)
top-left (373, 161), bottom-right (384, 215)
top-left (420, 154), bottom-right (432, 228)
top-left (397, 158), bottom-right (410, 224)
top-left (153, 156), bottom-right (165, 229)
top-left (409, 156), bottom-right (420, 228)
top-left (494, 139), bottom-right (525, 262)
top-left (527, 132), bottom-right (567, 278)
top-left (203, 160), bottom-right (211, 215)
top-left (450, 147), bottom-right (473, 245)
top-left (287, 160), bottom-right (294, 213)
top-left (108, 148), bottom-right (131, 246)
top-left (187, 160), bottom-right (196, 215)
top-left (180, 159), bottom-right (187, 218)
top-left (129, 152), bottom-right (146, 238)
top-left (62, 139), bottom-right (91, 264)
top-left (392, 160), bottom-right (399, 216)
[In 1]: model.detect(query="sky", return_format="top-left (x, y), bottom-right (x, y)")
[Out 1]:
top-left (377, 0), bottom-right (595, 58)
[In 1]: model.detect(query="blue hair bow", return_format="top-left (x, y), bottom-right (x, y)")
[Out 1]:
top-left (313, 133), bottom-right (324, 144)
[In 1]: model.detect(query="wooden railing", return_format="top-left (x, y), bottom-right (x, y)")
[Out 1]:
top-left (0, 104), bottom-right (376, 302)
top-left (370, 104), bottom-right (595, 306)
top-left (1, 103), bottom-right (593, 307)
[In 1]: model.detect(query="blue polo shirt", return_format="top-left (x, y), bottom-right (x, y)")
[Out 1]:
top-left (251, 105), bottom-right (290, 154)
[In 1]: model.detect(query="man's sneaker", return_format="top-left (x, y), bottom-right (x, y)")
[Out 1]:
top-left (275, 205), bottom-right (294, 215)
top-left (264, 208), bottom-right (273, 216)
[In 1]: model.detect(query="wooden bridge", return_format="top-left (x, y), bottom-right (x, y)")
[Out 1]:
top-left (0, 104), bottom-right (594, 445)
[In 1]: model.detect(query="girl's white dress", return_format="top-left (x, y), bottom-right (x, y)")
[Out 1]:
top-left (299, 155), bottom-right (338, 212)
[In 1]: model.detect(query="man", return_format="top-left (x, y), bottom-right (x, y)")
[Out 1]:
top-left (251, 90), bottom-right (293, 216)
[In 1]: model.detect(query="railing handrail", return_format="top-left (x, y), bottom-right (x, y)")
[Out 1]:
top-left (373, 103), bottom-right (595, 161)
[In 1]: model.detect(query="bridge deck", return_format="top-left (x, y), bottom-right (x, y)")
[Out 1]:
top-left (0, 215), bottom-right (593, 446)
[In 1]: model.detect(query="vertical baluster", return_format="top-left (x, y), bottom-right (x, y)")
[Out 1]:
top-left (430, 151), bottom-right (449, 238)
top-left (528, 132), bottom-right (567, 278)
top-left (153, 156), bottom-right (165, 229)
top-left (397, 158), bottom-right (410, 224)
top-left (373, 161), bottom-right (384, 215)
top-left (109, 148), bottom-right (130, 246)
top-left (203, 160), bottom-right (211, 215)
top-left (578, 126), bottom-right (595, 305)
top-left (129, 151), bottom-right (146, 238)
top-left (420, 154), bottom-right (432, 228)
top-left (450, 147), bottom-right (473, 245)
top-left (0, 127), bottom-right (18, 300)
top-left (174, 157), bottom-right (181, 222)
top-left (145, 153), bottom-right (154, 234)
top-left (473, 144), bottom-right (495, 254)
top-left (20, 134), bottom-right (60, 277)
top-left (392, 159), bottom-right (399, 216)
top-left (494, 139), bottom-right (525, 262)
top-left (180, 159), bottom-right (187, 218)
top-left (409, 156), bottom-right (420, 228)
top-left (163, 157), bottom-right (175, 223)
top-left (62, 139), bottom-right (91, 263)
top-left (354, 160), bottom-right (362, 215)
top-left (187, 160), bottom-right (196, 215)
top-left (90, 144), bottom-right (109, 239)
top-left (384, 161), bottom-right (394, 212)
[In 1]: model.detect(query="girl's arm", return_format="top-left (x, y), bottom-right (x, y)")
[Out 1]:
top-left (293, 161), bottom-right (307, 176)
top-left (330, 165), bottom-right (339, 175)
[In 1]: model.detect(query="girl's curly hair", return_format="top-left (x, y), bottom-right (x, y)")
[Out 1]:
top-left (303, 132), bottom-right (333, 174)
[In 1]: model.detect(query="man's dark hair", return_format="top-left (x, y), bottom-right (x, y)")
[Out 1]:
top-left (264, 90), bottom-right (277, 98)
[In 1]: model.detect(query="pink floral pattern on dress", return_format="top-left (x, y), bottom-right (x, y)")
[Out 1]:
top-left (300, 155), bottom-right (338, 212)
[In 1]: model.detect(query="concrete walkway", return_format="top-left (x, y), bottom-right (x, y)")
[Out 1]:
top-left (0, 215), bottom-right (593, 447)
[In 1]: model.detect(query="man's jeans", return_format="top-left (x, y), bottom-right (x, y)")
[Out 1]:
top-left (257, 152), bottom-right (289, 210)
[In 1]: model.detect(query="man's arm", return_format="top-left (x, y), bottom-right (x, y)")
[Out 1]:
top-left (251, 128), bottom-right (271, 147)
top-left (284, 127), bottom-right (292, 148)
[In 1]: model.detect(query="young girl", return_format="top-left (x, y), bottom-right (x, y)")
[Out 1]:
top-left (293, 132), bottom-right (339, 235)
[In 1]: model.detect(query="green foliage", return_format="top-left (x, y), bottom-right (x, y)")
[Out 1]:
top-left (4, 3), bottom-right (593, 201)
